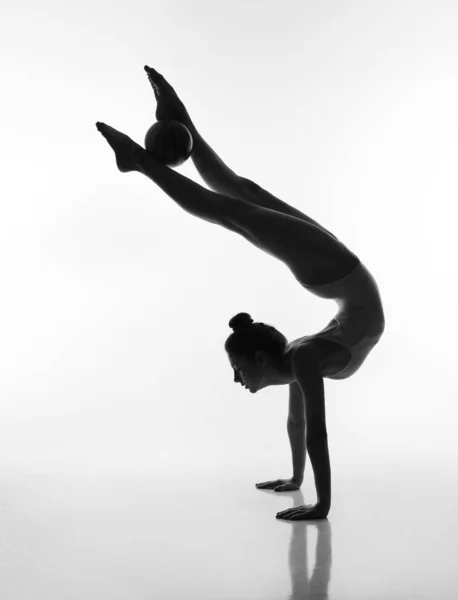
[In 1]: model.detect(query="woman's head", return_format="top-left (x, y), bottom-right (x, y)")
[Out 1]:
top-left (225, 312), bottom-right (293, 392)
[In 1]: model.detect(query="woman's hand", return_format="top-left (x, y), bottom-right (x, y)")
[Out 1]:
top-left (276, 503), bottom-right (329, 521)
top-left (255, 478), bottom-right (302, 492)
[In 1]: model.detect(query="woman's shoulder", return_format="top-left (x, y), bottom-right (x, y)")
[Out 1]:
top-left (290, 336), bottom-right (350, 378)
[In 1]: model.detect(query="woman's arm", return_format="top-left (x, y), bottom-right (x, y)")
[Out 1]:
top-left (292, 346), bottom-right (331, 510)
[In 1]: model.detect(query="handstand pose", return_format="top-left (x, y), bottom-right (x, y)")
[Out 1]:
top-left (96, 66), bottom-right (385, 521)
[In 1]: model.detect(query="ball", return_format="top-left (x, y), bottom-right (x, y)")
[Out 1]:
top-left (144, 120), bottom-right (193, 168)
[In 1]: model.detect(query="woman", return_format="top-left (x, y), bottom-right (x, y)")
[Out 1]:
top-left (96, 66), bottom-right (385, 520)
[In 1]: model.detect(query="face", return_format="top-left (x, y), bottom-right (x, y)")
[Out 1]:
top-left (228, 352), bottom-right (274, 393)
top-left (229, 349), bottom-right (296, 392)
top-left (230, 355), bottom-right (257, 392)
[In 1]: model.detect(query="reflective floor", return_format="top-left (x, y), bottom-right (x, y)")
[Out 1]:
top-left (0, 455), bottom-right (456, 600)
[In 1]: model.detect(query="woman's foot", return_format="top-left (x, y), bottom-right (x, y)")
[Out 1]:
top-left (144, 65), bottom-right (192, 127)
top-left (95, 122), bottom-right (146, 173)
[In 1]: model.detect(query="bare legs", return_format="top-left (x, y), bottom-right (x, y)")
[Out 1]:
top-left (144, 66), bottom-right (341, 240)
top-left (95, 122), bottom-right (244, 227)
top-left (96, 123), bottom-right (357, 285)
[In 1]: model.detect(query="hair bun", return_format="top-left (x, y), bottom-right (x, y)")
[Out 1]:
top-left (229, 312), bottom-right (254, 333)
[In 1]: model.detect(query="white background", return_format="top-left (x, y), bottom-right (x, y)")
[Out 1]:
top-left (1, 0), bottom-right (457, 478)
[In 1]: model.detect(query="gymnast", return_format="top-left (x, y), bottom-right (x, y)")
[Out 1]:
top-left (95, 66), bottom-right (385, 521)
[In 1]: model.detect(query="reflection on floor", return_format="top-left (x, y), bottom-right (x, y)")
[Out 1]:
top-left (0, 455), bottom-right (456, 600)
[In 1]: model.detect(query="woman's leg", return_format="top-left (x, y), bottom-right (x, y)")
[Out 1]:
top-left (138, 150), bottom-right (357, 285)
top-left (97, 123), bottom-right (358, 286)
top-left (187, 122), bottom-right (340, 241)
top-left (145, 65), bottom-right (340, 241)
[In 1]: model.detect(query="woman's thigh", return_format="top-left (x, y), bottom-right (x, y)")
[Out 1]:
top-left (226, 203), bottom-right (359, 286)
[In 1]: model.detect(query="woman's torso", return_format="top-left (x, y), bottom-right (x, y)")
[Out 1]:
top-left (289, 260), bottom-right (385, 380)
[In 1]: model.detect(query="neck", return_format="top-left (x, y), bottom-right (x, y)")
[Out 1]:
top-left (274, 350), bottom-right (296, 384)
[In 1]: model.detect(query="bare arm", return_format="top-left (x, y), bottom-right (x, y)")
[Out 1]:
top-left (287, 381), bottom-right (306, 483)
top-left (307, 435), bottom-right (331, 510)
top-left (287, 419), bottom-right (306, 484)
top-left (292, 347), bottom-right (331, 509)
